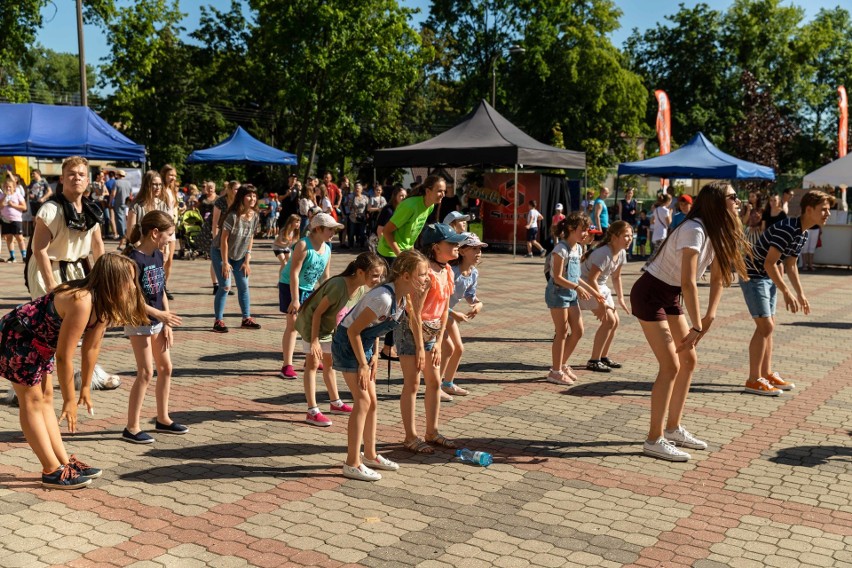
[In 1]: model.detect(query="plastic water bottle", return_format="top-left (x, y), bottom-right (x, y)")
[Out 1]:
top-left (455, 448), bottom-right (493, 467)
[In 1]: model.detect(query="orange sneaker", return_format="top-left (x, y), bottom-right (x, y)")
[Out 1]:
top-left (765, 372), bottom-right (795, 390)
top-left (744, 377), bottom-right (783, 396)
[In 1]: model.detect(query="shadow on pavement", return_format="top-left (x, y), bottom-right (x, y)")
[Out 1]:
top-left (464, 336), bottom-right (553, 344)
top-left (769, 445), bottom-right (852, 467)
top-left (120, 462), bottom-right (336, 483)
top-left (460, 437), bottom-right (643, 461)
top-left (780, 321), bottom-right (852, 330)
top-left (566, 380), bottom-right (739, 397)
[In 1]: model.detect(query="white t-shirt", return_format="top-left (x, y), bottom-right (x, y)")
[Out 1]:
top-left (645, 219), bottom-right (714, 287)
top-left (652, 205), bottom-right (670, 242)
top-left (581, 245), bottom-right (626, 287)
top-left (526, 208), bottom-right (542, 229)
top-left (340, 283), bottom-right (405, 329)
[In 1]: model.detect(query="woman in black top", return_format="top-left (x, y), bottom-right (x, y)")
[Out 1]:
top-left (761, 193), bottom-right (787, 232)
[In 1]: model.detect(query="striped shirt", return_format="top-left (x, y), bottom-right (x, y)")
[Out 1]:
top-left (746, 217), bottom-right (806, 279)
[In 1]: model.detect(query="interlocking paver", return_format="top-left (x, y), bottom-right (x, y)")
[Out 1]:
top-left (1, 248), bottom-right (850, 566)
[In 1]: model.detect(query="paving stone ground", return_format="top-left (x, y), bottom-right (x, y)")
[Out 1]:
top-left (0, 243), bottom-right (850, 568)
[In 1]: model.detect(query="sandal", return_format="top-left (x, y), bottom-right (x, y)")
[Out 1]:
top-left (426, 433), bottom-right (458, 449)
top-left (442, 383), bottom-right (469, 396)
top-left (439, 390), bottom-right (453, 402)
top-left (403, 437), bottom-right (435, 454)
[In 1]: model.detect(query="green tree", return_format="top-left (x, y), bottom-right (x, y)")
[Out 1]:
top-left (0, 1), bottom-right (46, 101)
top-left (624, 3), bottom-right (733, 148)
top-left (25, 47), bottom-right (96, 105)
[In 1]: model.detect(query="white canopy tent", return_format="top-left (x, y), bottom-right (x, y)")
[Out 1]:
top-left (803, 154), bottom-right (852, 188)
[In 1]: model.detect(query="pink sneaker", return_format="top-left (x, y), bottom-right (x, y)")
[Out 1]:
top-left (279, 364), bottom-right (297, 379)
top-left (329, 402), bottom-right (352, 415)
top-left (306, 410), bottom-right (332, 427)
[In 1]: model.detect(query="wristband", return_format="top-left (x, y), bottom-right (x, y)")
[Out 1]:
top-left (691, 327), bottom-right (702, 334)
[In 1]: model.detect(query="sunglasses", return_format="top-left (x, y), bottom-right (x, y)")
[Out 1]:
top-left (726, 194), bottom-right (740, 202)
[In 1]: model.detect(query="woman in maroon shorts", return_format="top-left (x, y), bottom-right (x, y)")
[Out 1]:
top-left (630, 182), bottom-right (748, 462)
top-left (0, 254), bottom-right (148, 489)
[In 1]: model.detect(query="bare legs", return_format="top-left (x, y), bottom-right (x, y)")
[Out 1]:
top-left (13, 379), bottom-right (69, 473)
top-left (590, 308), bottom-right (619, 360)
top-left (748, 316), bottom-right (774, 379)
top-left (550, 306), bottom-right (584, 377)
top-left (303, 352), bottom-right (340, 408)
top-left (342, 371), bottom-right (377, 467)
top-left (439, 319), bottom-right (464, 385)
top-left (281, 313), bottom-right (298, 367)
top-left (639, 316), bottom-right (697, 441)
top-left (126, 332), bottom-right (174, 433)
top-left (399, 353), bottom-right (441, 444)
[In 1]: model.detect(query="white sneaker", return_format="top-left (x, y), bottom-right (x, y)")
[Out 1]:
top-left (361, 453), bottom-right (400, 471)
top-left (664, 425), bottom-right (708, 450)
top-left (643, 437), bottom-right (691, 462)
top-left (342, 463), bottom-right (382, 481)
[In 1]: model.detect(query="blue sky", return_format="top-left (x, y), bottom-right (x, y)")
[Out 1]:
top-left (37, 0), bottom-right (848, 83)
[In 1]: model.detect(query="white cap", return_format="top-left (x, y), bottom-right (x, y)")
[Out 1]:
top-left (443, 211), bottom-right (471, 225)
top-left (309, 212), bottom-right (344, 230)
top-left (555, 203), bottom-right (563, 210)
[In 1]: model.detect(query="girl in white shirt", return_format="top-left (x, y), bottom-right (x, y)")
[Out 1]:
top-left (651, 193), bottom-right (672, 247)
top-left (629, 182), bottom-right (747, 462)
top-left (579, 221), bottom-right (632, 373)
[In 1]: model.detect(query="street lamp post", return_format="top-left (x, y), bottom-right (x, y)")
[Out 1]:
top-left (76, 0), bottom-right (87, 106)
top-left (491, 44), bottom-right (525, 108)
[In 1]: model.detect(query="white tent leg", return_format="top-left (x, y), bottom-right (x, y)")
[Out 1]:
top-left (513, 164), bottom-right (519, 260)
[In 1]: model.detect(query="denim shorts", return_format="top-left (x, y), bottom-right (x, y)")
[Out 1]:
top-left (124, 321), bottom-right (164, 336)
top-left (740, 277), bottom-right (777, 318)
top-left (331, 327), bottom-right (375, 373)
top-left (545, 281), bottom-right (579, 309)
top-left (393, 312), bottom-right (436, 356)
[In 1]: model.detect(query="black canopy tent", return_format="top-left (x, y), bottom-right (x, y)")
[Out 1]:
top-left (374, 100), bottom-right (585, 255)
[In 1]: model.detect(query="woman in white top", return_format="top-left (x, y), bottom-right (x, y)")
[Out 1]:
top-left (629, 182), bottom-right (747, 462)
top-left (651, 193), bottom-right (672, 247)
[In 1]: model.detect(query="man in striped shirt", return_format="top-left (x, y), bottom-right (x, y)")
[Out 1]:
top-left (740, 190), bottom-right (836, 396)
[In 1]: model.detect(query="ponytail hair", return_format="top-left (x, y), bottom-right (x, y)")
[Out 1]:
top-left (298, 252), bottom-right (387, 313)
top-left (581, 220), bottom-right (631, 262)
top-left (553, 212), bottom-right (590, 239)
top-left (124, 210), bottom-right (175, 255)
top-left (408, 174), bottom-right (445, 198)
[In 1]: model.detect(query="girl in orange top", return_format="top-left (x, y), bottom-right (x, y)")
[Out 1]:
top-left (395, 223), bottom-right (466, 454)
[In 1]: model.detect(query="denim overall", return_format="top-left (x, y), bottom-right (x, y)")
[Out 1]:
top-left (545, 245), bottom-right (580, 308)
top-left (332, 284), bottom-right (403, 373)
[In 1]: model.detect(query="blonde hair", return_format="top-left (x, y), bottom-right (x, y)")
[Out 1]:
top-left (62, 156), bottom-right (88, 173)
top-left (388, 249), bottom-right (428, 282)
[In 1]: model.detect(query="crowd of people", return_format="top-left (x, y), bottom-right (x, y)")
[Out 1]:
top-left (0, 158), bottom-right (837, 488)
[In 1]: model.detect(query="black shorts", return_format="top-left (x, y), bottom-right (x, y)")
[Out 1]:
top-left (1, 220), bottom-right (23, 235)
top-left (630, 272), bottom-right (683, 322)
top-left (526, 227), bottom-right (538, 241)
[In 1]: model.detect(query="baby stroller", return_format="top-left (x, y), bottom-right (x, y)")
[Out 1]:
top-left (177, 209), bottom-right (204, 259)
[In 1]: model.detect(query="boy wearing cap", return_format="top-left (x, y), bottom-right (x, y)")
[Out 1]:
top-left (443, 210), bottom-right (470, 234)
top-left (670, 194), bottom-right (693, 230)
top-left (740, 190), bottom-right (835, 396)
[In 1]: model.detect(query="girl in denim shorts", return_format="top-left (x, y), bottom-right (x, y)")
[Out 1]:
top-left (331, 249), bottom-right (429, 481)
top-left (545, 214), bottom-right (601, 386)
top-left (122, 211), bottom-right (186, 444)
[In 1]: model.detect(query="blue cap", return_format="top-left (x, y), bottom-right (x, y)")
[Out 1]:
top-left (421, 223), bottom-right (467, 245)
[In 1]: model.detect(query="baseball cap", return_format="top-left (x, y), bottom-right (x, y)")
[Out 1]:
top-left (309, 212), bottom-right (344, 230)
top-left (460, 232), bottom-right (488, 248)
top-left (421, 223), bottom-right (467, 245)
top-left (555, 203), bottom-right (564, 210)
top-left (679, 194), bottom-right (693, 204)
top-left (443, 211), bottom-right (471, 225)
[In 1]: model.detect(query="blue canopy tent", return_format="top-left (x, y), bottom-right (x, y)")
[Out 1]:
top-left (186, 126), bottom-right (297, 165)
top-left (617, 132), bottom-right (775, 180)
top-left (0, 102), bottom-right (146, 162)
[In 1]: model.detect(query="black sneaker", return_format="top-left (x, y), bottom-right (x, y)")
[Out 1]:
top-left (42, 465), bottom-right (92, 490)
top-left (67, 455), bottom-right (103, 479)
top-left (165, 289), bottom-right (175, 301)
top-left (155, 420), bottom-right (188, 434)
top-left (122, 428), bottom-right (155, 444)
top-left (213, 320), bottom-right (228, 333)
top-left (241, 317), bottom-right (261, 329)
top-left (586, 360), bottom-right (611, 373)
top-left (601, 357), bottom-right (622, 369)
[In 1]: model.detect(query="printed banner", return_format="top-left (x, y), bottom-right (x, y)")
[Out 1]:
top-left (655, 89), bottom-right (671, 191)
top-left (839, 86), bottom-right (847, 158)
top-left (478, 173), bottom-right (541, 245)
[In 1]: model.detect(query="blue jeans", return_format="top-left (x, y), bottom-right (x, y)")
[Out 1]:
top-left (211, 247), bottom-right (251, 320)
top-left (740, 277), bottom-right (777, 318)
top-left (113, 205), bottom-right (127, 238)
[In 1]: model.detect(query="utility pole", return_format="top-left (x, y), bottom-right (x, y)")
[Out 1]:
top-left (76, 0), bottom-right (88, 106)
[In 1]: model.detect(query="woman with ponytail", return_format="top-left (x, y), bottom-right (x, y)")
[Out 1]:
top-left (630, 181), bottom-right (748, 462)
top-left (295, 252), bottom-right (386, 427)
